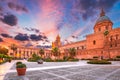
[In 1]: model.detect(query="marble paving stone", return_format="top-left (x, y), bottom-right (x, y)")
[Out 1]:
top-left (105, 70), bottom-right (120, 80)
top-left (65, 74), bottom-right (97, 80)
top-left (43, 77), bottom-right (67, 80)
top-left (4, 61), bottom-right (120, 80)
top-left (93, 66), bottom-right (120, 73)
top-left (10, 62), bottom-right (78, 70)
top-left (80, 68), bottom-right (108, 77)
top-left (43, 70), bottom-right (72, 76)
top-left (57, 66), bottom-right (98, 73)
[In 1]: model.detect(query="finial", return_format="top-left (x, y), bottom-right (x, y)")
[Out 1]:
top-left (57, 34), bottom-right (60, 38)
top-left (100, 8), bottom-right (105, 17)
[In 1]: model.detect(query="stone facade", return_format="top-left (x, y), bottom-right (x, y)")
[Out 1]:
top-left (60, 9), bottom-right (120, 59)
top-left (8, 47), bottom-right (51, 59)
top-left (52, 34), bottom-right (61, 49)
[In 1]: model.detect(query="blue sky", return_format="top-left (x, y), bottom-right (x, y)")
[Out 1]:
top-left (0, 0), bottom-right (120, 47)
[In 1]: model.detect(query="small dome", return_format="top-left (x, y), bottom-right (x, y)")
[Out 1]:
top-left (96, 15), bottom-right (111, 24)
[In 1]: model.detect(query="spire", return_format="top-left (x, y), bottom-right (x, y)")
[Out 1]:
top-left (57, 34), bottom-right (60, 39)
top-left (100, 8), bottom-right (105, 17)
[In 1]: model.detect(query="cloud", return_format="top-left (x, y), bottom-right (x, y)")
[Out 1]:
top-left (1, 33), bottom-right (12, 38)
top-left (25, 42), bottom-right (33, 47)
top-left (43, 36), bottom-right (48, 39)
top-left (0, 6), bottom-right (3, 11)
top-left (73, 0), bottom-right (119, 20)
top-left (36, 0), bottom-right (63, 41)
top-left (0, 37), bottom-right (3, 42)
top-left (45, 39), bottom-right (50, 43)
top-left (71, 35), bottom-right (78, 39)
top-left (1, 14), bottom-right (18, 26)
top-left (8, 2), bottom-right (28, 13)
top-left (30, 34), bottom-right (43, 41)
top-left (24, 27), bottom-right (40, 33)
top-left (14, 33), bottom-right (29, 41)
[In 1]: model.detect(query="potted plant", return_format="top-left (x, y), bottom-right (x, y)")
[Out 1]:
top-left (16, 61), bottom-right (22, 65)
top-left (16, 63), bottom-right (27, 76)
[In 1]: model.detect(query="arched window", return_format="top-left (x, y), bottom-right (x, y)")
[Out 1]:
top-left (81, 46), bottom-right (84, 49)
top-left (105, 26), bottom-right (108, 30)
top-left (116, 35), bottom-right (119, 40)
top-left (110, 44), bottom-right (112, 48)
top-left (98, 28), bottom-right (101, 31)
top-left (110, 36), bottom-right (113, 41)
top-left (93, 40), bottom-right (96, 45)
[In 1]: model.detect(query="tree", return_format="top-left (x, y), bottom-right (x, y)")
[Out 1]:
top-left (0, 47), bottom-right (8, 55)
top-left (52, 47), bottom-right (60, 59)
top-left (68, 48), bottom-right (76, 58)
top-left (10, 44), bottom-right (17, 57)
top-left (39, 49), bottom-right (44, 58)
top-left (104, 30), bottom-right (109, 36)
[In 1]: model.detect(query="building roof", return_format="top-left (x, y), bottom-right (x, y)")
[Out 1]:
top-left (95, 9), bottom-right (112, 24)
top-left (96, 15), bottom-right (111, 23)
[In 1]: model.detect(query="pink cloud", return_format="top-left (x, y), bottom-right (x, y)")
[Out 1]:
top-left (35, 0), bottom-right (63, 41)
top-left (65, 20), bottom-right (95, 42)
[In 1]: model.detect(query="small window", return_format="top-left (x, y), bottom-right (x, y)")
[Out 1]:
top-left (19, 50), bottom-right (21, 53)
top-left (116, 35), bottom-right (118, 40)
top-left (110, 36), bottom-right (113, 41)
top-left (110, 44), bottom-right (112, 47)
top-left (106, 26), bottom-right (108, 30)
top-left (81, 46), bottom-right (84, 49)
top-left (115, 44), bottom-right (117, 47)
top-left (98, 28), bottom-right (101, 31)
top-left (93, 40), bottom-right (96, 45)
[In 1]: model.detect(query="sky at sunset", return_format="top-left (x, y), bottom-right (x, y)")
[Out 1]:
top-left (0, 0), bottom-right (120, 47)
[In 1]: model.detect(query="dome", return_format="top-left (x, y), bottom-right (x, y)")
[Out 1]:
top-left (96, 15), bottom-right (111, 23)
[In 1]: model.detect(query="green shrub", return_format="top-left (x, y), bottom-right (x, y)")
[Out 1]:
top-left (16, 63), bottom-right (26, 68)
top-left (93, 56), bottom-right (98, 58)
top-left (81, 58), bottom-right (92, 60)
top-left (16, 61), bottom-right (22, 65)
top-left (55, 59), bottom-right (66, 62)
top-left (63, 56), bottom-right (69, 61)
top-left (0, 60), bottom-right (7, 64)
top-left (68, 58), bottom-right (79, 62)
top-left (27, 53), bottom-right (41, 62)
top-left (44, 58), bottom-right (54, 62)
top-left (87, 60), bottom-right (111, 64)
top-left (116, 56), bottom-right (120, 58)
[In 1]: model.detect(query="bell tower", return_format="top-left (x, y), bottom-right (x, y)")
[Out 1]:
top-left (52, 34), bottom-right (61, 49)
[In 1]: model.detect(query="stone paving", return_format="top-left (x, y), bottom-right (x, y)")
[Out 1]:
top-left (3, 61), bottom-right (120, 80)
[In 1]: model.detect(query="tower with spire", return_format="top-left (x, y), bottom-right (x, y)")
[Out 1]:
top-left (94, 9), bottom-right (113, 33)
top-left (52, 34), bottom-right (61, 49)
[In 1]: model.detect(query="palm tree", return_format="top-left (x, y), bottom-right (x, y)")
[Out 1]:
top-left (39, 49), bottom-right (44, 58)
top-left (52, 47), bottom-right (60, 60)
top-left (68, 48), bottom-right (76, 59)
top-left (10, 44), bottom-right (17, 58)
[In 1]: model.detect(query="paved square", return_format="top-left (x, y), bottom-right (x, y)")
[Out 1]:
top-left (3, 61), bottom-right (120, 80)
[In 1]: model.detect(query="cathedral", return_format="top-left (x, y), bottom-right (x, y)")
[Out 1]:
top-left (59, 9), bottom-right (120, 59)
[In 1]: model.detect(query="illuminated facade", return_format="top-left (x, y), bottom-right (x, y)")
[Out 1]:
top-left (8, 47), bottom-right (51, 59)
top-left (52, 34), bottom-right (61, 48)
top-left (60, 9), bottom-right (120, 59)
